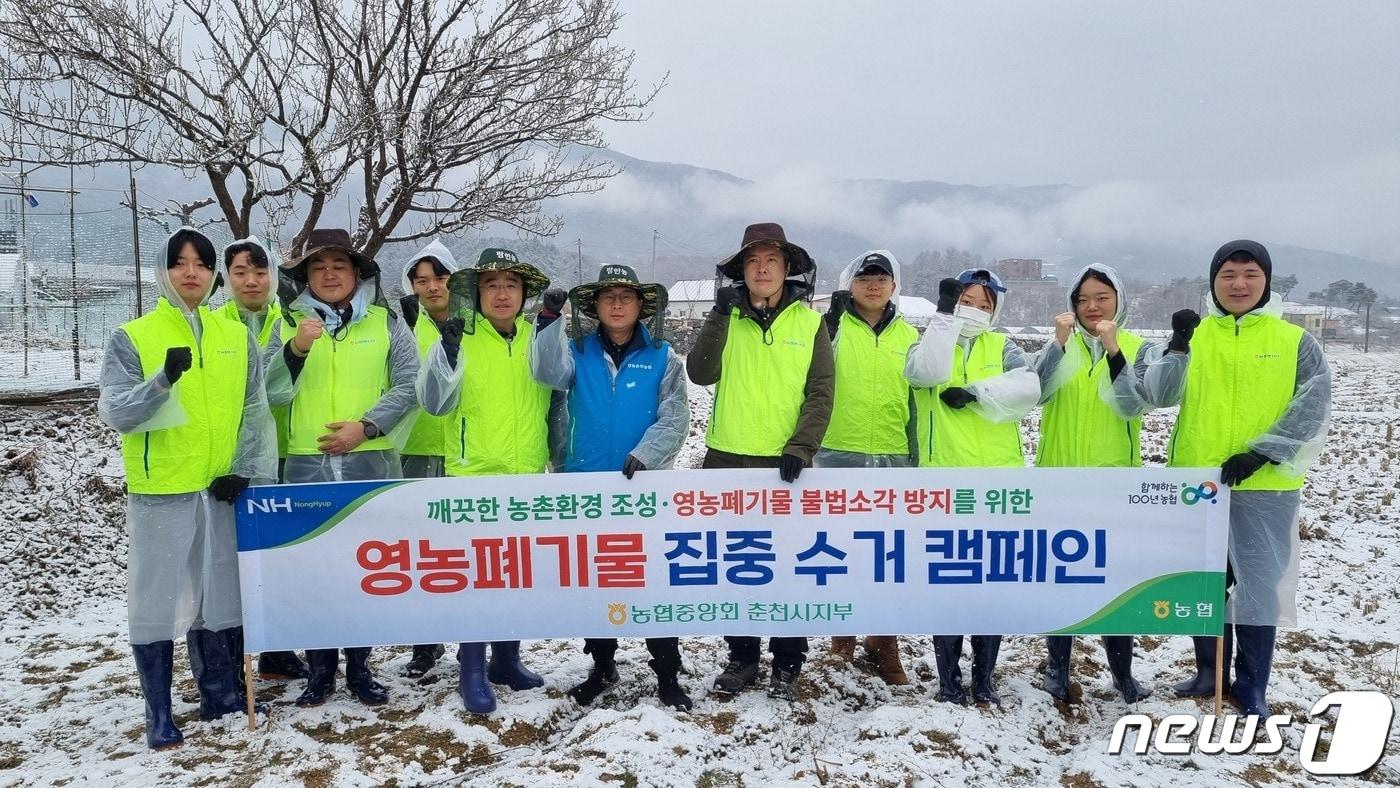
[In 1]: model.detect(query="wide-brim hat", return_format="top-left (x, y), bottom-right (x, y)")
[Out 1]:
top-left (716, 222), bottom-right (816, 281)
top-left (570, 264), bottom-right (667, 320)
top-left (281, 228), bottom-right (380, 282)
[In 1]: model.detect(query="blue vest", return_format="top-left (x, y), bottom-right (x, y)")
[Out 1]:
top-left (565, 328), bottom-right (669, 472)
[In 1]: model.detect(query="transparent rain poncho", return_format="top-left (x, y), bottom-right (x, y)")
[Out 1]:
top-left (263, 276), bottom-right (420, 483)
top-left (530, 316), bottom-right (689, 471)
top-left (904, 268), bottom-right (1040, 423)
top-left (1138, 293), bottom-right (1332, 626)
top-left (97, 227), bottom-right (278, 644)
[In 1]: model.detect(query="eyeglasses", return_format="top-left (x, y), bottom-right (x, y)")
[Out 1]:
top-left (598, 291), bottom-right (639, 305)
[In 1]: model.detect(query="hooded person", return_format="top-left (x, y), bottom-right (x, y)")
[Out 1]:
top-left (394, 238), bottom-right (461, 679)
top-left (97, 227), bottom-right (278, 749)
top-left (685, 222), bottom-right (835, 702)
top-left (903, 267), bottom-right (1041, 706)
top-left (416, 247), bottom-right (553, 714)
top-left (263, 227), bottom-right (420, 708)
top-left (529, 264), bottom-right (693, 711)
top-left (1030, 263), bottom-right (1153, 705)
top-left (1138, 240), bottom-right (1330, 718)
top-left (816, 250), bottom-right (921, 685)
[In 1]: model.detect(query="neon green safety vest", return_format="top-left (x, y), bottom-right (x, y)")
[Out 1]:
top-left (447, 315), bottom-right (550, 476)
top-left (706, 302), bottom-right (822, 457)
top-left (119, 297), bottom-right (249, 494)
top-left (822, 309), bottom-right (919, 455)
top-left (913, 331), bottom-right (1024, 468)
top-left (1036, 330), bottom-right (1145, 468)
top-left (215, 299), bottom-right (277, 348)
top-left (1169, 312), bottom-right (1305, 491)
top-left (402, 315), bottom-right (450, 458)
top-left (284, 304), bottom-right (394, 455)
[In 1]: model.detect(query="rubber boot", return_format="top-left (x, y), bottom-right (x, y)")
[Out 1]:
top-left (650, 654), bottom-right (693, 711)
top-left (1043, 636), bottom-right (1075, 703)
top-left (932, 636), bottom-right (965, 704)
top-left (829, 636), bottom-right (857, 662)
top-left (1103, 636), bottom-right (1151, 703)
top-left (1229, 625), bottom-right (1276, 717)
top-left (864, 636), bottom-right (910, 685)
top-left (488, 641), bottom-right (544, 690)
top-left (1173, 627), bottom-right (1232, 698)
top-left (457, 642), bottom-right (496, 714)
top-left (132, 641), bottom-right (183, 750)
top-left (970, 635), bottom-right (1002, 706)
top-left (344, 647), bottom-right (388, 706)
top-left (404, 643), bottom-right (445, 678)
top-left (187, 628), bottom-right (248, 720)
top-left (222, 626), bottom-right (247, 698)
top-left (567, 655), bottom-right (619, 706)
top-left (294, 648), bottom-right (338, 707)
top-left (258, 650), bottom-right (309, 680)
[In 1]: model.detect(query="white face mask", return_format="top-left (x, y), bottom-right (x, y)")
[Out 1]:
top-left (954, 303), bottom-right (992, 337)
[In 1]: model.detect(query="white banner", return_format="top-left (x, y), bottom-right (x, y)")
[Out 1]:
top-left (235, 467), bottom-right (1229, 652)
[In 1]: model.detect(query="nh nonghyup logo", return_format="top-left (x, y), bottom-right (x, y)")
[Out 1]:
top-left (1180, 481), bottom-right (1219, 505)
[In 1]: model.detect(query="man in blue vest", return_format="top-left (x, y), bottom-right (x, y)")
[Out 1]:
top-left (531, 265), bottom-right (692, 711)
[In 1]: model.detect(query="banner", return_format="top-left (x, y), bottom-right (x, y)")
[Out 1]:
top-left (235, 467), bottom-right (1229, 652)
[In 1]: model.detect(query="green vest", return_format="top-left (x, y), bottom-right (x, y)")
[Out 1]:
top-left (447, 315), bottom-right (550, 476)
top-left (215, 299), bottom-right (277, 348)
top-left (1169, 311), bottom-right (1305, 491)
top-left (285, 305), bottom-right (394, 455)
top-left (913, 331), bottom-right (1024, 467)
top-left (403, 315), bottom-right (450, 457)
top-left (118, 297), bottom-right (248, 494)
top-left (706, 301), bottom-right (822, 457)
top-left (822, 310), bottom-right (918, 455)
top-left (1036, 330), bottom-right (1145, 468)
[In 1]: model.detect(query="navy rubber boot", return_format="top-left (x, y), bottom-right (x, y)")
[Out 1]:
top-left (1173, 627), bottom-right (1233, 698)
top-left (344, 647), bottom-right (388, 706)
top-left (186, 628), bottom-right (248, 720)
top-left (132, 641), bottom-right (184, 750)
top-left (1043, 636), bottom-right (1074, 703)
top-left (488, 641), bottom-right (544, 690)
top-left (1103, 636), bottom-right (1151, 703)
top-left (1229, 625), bottom-right (1277, 717)
top-left (970, 635), bottom-right (1002, 706)
top-left (932, 636), bottom-right (966, 704)
top-left (457, 642), bottom-right (496, 714)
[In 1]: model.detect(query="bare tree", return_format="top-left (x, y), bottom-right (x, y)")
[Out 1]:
top-left (0, 0), bottom-right (661, 259)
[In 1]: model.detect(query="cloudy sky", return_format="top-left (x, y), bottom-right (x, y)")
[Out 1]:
top-left (602, 1), bottom-right (1400, 263)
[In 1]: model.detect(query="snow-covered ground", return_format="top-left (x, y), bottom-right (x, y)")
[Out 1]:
top-left (1, 351), bottom-right (1397, 787)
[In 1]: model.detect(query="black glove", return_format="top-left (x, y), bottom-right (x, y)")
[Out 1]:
top-left (936, 278), bottom-right (962, 314)
top-left (541, 288), bottom-right (567, 316)
top-left (823, 290), bottom-right (852, 337)
top-left (1220, 450), bottom-right (1271, 487)
top-left (939, 386), bottom-right (978, 409)
top-left (209, 474), bottom-right (250, 504)
top-left (440, 317), bottom-right (465, 352)
top-left (622, 454), bottom-right (646, 479)
top-left (778, 452), bottom-right (805, 483)
top-left (714, 286), bottom-right (741, 314)
top-left (1168, 309), bottom-right (1201, 353)
top-left (163, 347), bottom-right (192, 385)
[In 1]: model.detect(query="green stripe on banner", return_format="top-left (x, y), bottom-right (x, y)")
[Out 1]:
top-left (275, 482), bottom-right (409, 549)
top-left (1049, 571), bottom-right (1226, 636)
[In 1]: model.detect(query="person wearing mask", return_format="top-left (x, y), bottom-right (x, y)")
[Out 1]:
top-left (417, 248), bottom-right (552, 714)
top-left (905, 269), bottom-right (1041, 706)
top-left (817, 250), bottom-right (920, 685)
top-left (98, 227), bottom-right (277, 748)
top-left (686, 222), bottom-right (834, 702)
top-left (265, 228), bottom-right (419, 708)
top-left (1141, 240), bottom-right (1330, 718)
top-left (1032, 264), bottom-right (1152, 704)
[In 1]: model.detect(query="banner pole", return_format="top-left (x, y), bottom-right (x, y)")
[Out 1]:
top-left (245, 654), bottom-right (257, 731)
top-left (1213, 636), bottom-right (1224, 717)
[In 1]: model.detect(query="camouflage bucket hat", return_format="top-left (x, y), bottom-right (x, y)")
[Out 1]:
top-left (569, 264), bottom-right (668, 320)
top-left (445, 247), bottom-right (551, 332)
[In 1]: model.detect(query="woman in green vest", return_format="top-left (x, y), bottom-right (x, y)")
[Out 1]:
top-left (417, 247), bottom-right (553, 714)
top-left (818, 250), bottom-right (919, 685)
top-left (394, 238), bottom-right (461, 680)
top-left (1141, 240), bottom-right (1331, 717)
top-left (905, 269), bottom-right (1041, 706)
top-left (1032, 264), bottom-right (1151, 704)
top-left (98, 227), bottom-right (277, 749)
top-left (686, 222), bottom-right (835, 702)
top-left (265, 228), bottom-right (421, 708)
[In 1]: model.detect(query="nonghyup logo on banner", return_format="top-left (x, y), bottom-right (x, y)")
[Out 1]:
top-left (234, 467), bottom-right (1230, 652)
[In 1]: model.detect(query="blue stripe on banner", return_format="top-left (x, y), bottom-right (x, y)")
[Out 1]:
top-left (234, 480), bottom-right (402, 551)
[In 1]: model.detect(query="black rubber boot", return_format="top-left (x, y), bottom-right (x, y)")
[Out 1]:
top-left (970, 635), bottom-right (1002, 706)
top-left (1173, 628), bottom-right (1232, 698)
top-left (344, 647), bottom-right (388, 706)
top-left (187, 628), bottom-right (249, 720)
top-left (295, 649), bottom-right (338, 707)
top-left (132, 641), bottom-right (183, 750)
top-left (1043, 636), bottom-right (1075, 704)
top-left (1229, 625), bottom-right (1276, 717)
top-left (222, 626), bottom-right (247, 698)
top-left (1103, 636), bottom-right (1151, 703)
top-left (932, 636), bottom-right (966, 704)
top-left (258, 650), bottom-right (309, 681)
top-left (404, 643), bottom-right (445, 678)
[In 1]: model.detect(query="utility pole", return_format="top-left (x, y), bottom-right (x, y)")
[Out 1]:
top-left (576, 238), bottom-right (583, 286)
top-left (651, 229), bottom-right (658, 281)
top-left (128, 160), bottom-right (142, 316)
top-left (18, 165), bottom-right (29, 378)
top-left (1364, 301), bottom-right (1372, 354)
top-left (68, 157), bottom-right (80, 381)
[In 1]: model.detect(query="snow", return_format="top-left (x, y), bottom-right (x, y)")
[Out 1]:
top-left (1, 350), bottom-right (1398, 786)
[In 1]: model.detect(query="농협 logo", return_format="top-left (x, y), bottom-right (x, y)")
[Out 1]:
top-left (1180, 481), bottom-right (1218, 505)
